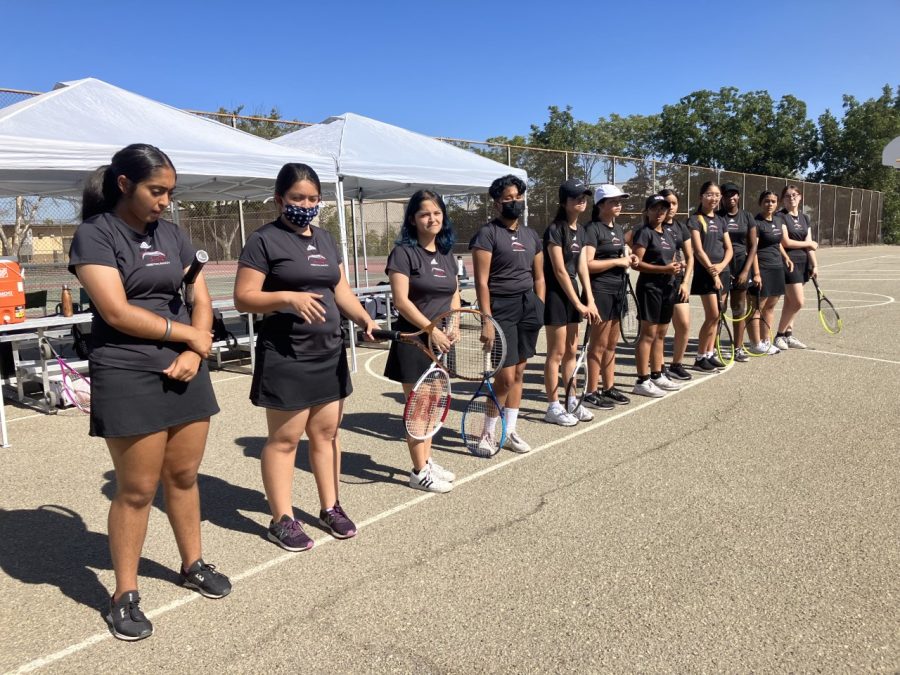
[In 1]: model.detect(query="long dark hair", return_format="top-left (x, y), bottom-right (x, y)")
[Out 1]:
top-left (694, 181), bottom-right (719, 216)
top-left (397, 190), bottom-right (455, 255)
top-left (82, 143), bottom-right (175, 220)
top-left (551, 192), bottom-right (576, 260)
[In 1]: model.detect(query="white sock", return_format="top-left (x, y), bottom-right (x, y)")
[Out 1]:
top-left (505, 408), bottom-right (519, 434)
top-left (548, 400), bottom-right (563, 413)
top-left (567, 396), bottom-right (577, 411)
top-left (484, 415), bottom-right (499, 436)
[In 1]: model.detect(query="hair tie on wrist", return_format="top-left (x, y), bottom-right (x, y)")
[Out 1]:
top-left (162, 318), bottom-right (172, 341)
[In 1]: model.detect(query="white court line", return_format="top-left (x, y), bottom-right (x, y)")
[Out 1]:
top-left (10, 358), bottom-right (724, 674)
top-left (819, 255), bottom-right (894, 269)
top-left (798, 349), bottom-right (900, 366)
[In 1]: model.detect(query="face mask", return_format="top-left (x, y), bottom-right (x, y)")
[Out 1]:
top-left (500, 199), bottom-right (526, 220)
top-left (282, 204), bottom-right (319, 228)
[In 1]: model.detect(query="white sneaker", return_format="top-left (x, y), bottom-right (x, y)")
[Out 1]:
top-left (747, 342), bottom-right (767, 356)
top-left (571, 403), bottom-right (594, 422)
top-left (543, 404), bottom-right (577, 427)
top-left (774, 335), bottom-right (789, 351)
top-left (632, 378), bottom-right (665, 398)
top-left (475, 435), bottom-right (499, 458)
top-left (652, 373), bottom-right (682, 391)
top-left (409, 465), bottom-right (453, 493)
top-left (427, 458), bottom-right (455, 482)
top-left (764, 340), bottom-right (781, 355)
top-left (503, 431), bottom-right (532, 454)
top-left (785, 335), bottom-right (807, 349)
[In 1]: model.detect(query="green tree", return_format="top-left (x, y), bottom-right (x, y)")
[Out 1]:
top-left (810, 85), bottom-right (900, 243)
top-left (657, 87), bottom-right (817, 177)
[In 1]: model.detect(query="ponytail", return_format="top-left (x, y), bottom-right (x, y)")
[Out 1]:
top-left (81, 143), bottom-right (175, 222)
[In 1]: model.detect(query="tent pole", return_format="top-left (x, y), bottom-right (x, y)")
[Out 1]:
top-left (359, 188), bottom-right (369, 287)
top-left (237, 200), bottom-right (255, 372)
top-left (349, 196), bottom-right (360, 288)
top-left (335, 177), bottom-right (357, 373)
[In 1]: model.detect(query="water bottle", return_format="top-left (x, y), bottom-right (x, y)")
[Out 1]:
top-left (61, 284), bottom-right (74, 317)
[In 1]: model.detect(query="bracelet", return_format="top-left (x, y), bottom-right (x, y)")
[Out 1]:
top-left (162, 318), bottom-right (172, 342)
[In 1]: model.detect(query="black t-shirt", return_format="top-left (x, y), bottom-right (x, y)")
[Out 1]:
top-left (469, 220), bottom-right (541, 296)
top-left (634, 225), bottom-right (677, 284)
top-left (386, 244), bottom-right (457, 325)
top-left (777, 210), bottom-right (811, 264)
top-left (239, 221), bottom-right (344, 355)
top-left (688, 213), bottom-right (728, 263)
top-left (755, 215), bottom-right (783, 269)
top-left (68, 213), bottom-right (194, 372)
top-left (583, 221), bottom-right (626, 292)
top-left (664, 218), bottom-right (690, 252)
top-left (542, 222), bottom-right (584, 289)
top-left (719, 209), bottom-right (755, 256)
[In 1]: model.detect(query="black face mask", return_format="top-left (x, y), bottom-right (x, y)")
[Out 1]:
top-left (500, 199), bottom-right (526, 220)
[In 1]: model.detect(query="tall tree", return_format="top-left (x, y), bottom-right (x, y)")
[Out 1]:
top-left (810, 85), bottom-right (900, 242)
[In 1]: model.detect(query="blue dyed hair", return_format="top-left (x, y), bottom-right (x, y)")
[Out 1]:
top-left (397, 190), bottom-right (455, 255)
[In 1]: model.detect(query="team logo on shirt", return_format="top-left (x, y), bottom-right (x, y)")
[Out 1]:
top-left (510, 234), bottom-right (526, 252)
top-left (612, 237), bottom-right (621, 245)
top-left (571, 242), bottom-right (581, 253)
top-left (728, 218), bottom-right (738, 231)
top-left (141, 249), bottom-right (169, 266)
top-left (308, 254), bottom-right (329, 267)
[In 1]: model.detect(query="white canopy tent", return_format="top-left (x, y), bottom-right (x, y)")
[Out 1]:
top-left (882, 137), bottom-right (900, 168)
top-left (273, 112), bottom-right (527, 285)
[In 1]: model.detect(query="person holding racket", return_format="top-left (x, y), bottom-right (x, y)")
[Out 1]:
top-left (689, 181), bottom-right (733, 372)
top-left (69, 144), bottom-right (229, 641)
top-left (630, 194), bottom-right (684, 397)
top-left (470, 174), bottom-right (544, 454)
top-left (774, 185), bottom-right (818, 350)
top-left (234, 163), bottom-right (378, 550)
top-left (541, 179), bottom-right (597, 426)
top-left (659, 189), bottom-right (694, 381)
top-left (384, 190), bottom-right (460, 493)
top-left (747, 191), bottom-right (792, 355)
top-left (718, 183), bottom-right (759, 363)
top-left (581, 184), bottom-right (635, 409)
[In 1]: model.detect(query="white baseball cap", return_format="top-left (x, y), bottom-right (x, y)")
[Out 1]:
top-left (593, 184), bottom-right (630, 201)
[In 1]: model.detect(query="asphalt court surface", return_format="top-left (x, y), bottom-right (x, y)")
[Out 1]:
top-left (1, 245), bottom-right (898, 673)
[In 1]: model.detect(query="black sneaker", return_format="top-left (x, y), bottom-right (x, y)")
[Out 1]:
top-left (707, 353), bottom-right (727, 369)
top-left (105, 590), bottom-right (153, 641)
top-left (601, 387), bottom-right (630, 406)
top-left (319, 502), bottom-right (357, 539)
top-left (734, 347), bottom-right (750, 363)
top-left (667, 363), bottom-right (693, 381)
top-left (693, 357), bottom-right (717, 372)
top-left (181, 559), bottom-right (232, 599)
top-left (583, 391), bottom-right (614, 410)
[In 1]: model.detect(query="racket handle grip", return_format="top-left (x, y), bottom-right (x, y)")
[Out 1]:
top-left (358, 329), bottom-right (399, 341)
top-left (182, 250), bottom-right (210, 285)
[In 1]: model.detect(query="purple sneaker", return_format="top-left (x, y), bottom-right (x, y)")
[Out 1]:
top-left (267, 515), bottom-right (314, 552)
top-left (319, 502), bottom-right (357, 539)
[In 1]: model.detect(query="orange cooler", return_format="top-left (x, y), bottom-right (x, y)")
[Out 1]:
top-left (0, 257), bottom-right (25, 324)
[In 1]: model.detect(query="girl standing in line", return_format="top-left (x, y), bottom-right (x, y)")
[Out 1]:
top-left (774, 185), bottom-right (818, 350)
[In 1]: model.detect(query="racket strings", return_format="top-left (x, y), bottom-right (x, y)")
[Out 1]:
top-left (435, 312), bottom-right (505, 380)
top-left (462, 396), bottom-right (502, 455)
top-left (405, 372), bottom-right (450, 439)
top-left (61, 365), bottom-right (91, 412)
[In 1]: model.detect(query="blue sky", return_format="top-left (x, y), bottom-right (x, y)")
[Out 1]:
top-left (2, 0), bottom-right (898, 142)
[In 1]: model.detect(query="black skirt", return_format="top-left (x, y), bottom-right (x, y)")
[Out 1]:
top-left (759, 266), bottom-right (786, 298)
top-left (543, 285), bottom-right (581, 326)
top-left (89, 361), bottom-right (219, 438)
top-left (250, 345), bottom-right (352, 410)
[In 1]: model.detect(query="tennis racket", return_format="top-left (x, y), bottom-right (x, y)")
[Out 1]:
top-left (564, 328), bottom-right (591, 414)
top-left (461, 342), bottom-right (508, 458)
top-left (369, 309), bottom-right (505, 381)
top-left (39, 337), bottom-right (90, 413)
top-left (715, 287), bottom-right (735, 366)
top-left (811, 276), bottom-right (842, 334)
top-left (182, 249), bottom-right (209, 315)
top-left (619, 274), bottom-right (639, 346)
top-left (743, 313), bottom-right (773, 356)
top-left (403, 352), bottom-right (452, 440)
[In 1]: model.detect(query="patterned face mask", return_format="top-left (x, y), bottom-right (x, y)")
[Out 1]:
top-left (282, 204), bottom-right (319, 228)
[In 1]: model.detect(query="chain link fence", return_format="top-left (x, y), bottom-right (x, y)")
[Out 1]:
top-left (0, 87), bottom-right (885, 314)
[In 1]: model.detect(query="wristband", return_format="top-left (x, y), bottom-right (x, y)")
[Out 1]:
top-left (162, 318), bottom-right (172, 342)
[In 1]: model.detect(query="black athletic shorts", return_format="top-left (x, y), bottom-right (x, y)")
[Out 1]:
top-left (89, 361), bottom-right (219, 438)
top-left (785, 254), bottom-right (809, 285)
top-left (251, 345), bottom-right (351, 410)
top-left (491, 291), bottom-right (543, 368)
top-left (730, 254), bottom-right (749, 289)
top-left (759, 266), bottom-right (786, 298)
top-left (691, 264), bottom-right (731, 296)
top-left (384, 317), bottom-right (432, 384)
top-left (636, 277), bottom-right (677, 325)
top-left (592, 283), bottom-right (625, 323)
top-left (543, 285), bottom-right (581, 326)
